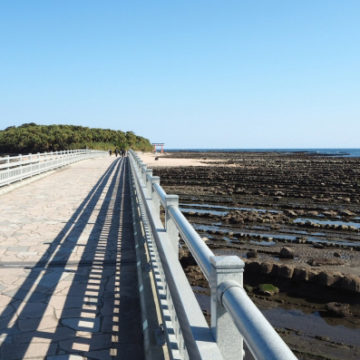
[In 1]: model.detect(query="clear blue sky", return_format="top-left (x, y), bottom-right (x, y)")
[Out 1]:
top-left (0, 1), bottom-right (359, 148)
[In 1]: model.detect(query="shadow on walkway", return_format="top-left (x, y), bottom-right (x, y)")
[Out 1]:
top-left (0, 158), bottom-right (144, 359)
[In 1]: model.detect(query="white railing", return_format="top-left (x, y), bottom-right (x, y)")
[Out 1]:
top-left (129, 150), bottom-right (297, 360)
top-left (0, 149), bottom-right (106, 188)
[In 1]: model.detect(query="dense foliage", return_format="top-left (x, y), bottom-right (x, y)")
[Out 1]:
top-left (0, 123), bottom-right (153, 154)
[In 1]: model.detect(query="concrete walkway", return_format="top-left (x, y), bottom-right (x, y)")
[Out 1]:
top-left (0, 156), bottom-right (144, 359)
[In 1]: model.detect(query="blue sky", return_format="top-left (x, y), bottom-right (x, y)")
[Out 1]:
top-left (0, 1), bottom-right (359, 148)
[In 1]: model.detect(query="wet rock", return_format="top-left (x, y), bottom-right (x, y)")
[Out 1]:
top-left (271, 263), bottom-right (281, 277)
top-left (325, 302), bottom-right (351, 317)
top-left (313, 243), bottom-right (324, 249)
top-left (308, 269), bottom-right (319, 282)
top-left (278, 264), bottom-right (294, 279)
top-left (323, 210), bottom-right (338, 217)
top-left (245, 261), bottom-right (261, 273)
top-left (260, 262), bottom-right (273, 274)
top-left (292, 267), bottom-right (309, 282)
top-left (285, 209), bottom-right (297, 217)
top-left (246, 249), bottom-right (258, 258)
top-left (307, 258), bottom-right (344, 266)
top-left (316, 271), bottom-right (336, 287)
top-left (332, 272), bottom-right (345, 288)
top-left (340, 209), bottom-right (356, 217)
top-left (279, 246), bottom-right (294, 259)
top-left (339, 275), bottom-right (360, 293)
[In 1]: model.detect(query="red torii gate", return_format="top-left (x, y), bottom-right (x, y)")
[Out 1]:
top-left (152, 143), bottom-right (165, 153)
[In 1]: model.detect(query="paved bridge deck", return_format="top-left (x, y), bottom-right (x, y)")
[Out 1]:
top-left (0, 157), bottom-right (144, 359)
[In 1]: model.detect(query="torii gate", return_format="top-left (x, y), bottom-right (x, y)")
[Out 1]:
top-left (152, 143), bottom-right (165, 153)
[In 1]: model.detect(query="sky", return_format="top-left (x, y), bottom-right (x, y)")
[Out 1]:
top-left (0, 1), bottom-right (359, 148)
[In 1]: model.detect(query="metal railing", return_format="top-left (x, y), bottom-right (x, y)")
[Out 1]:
top-left (0, 149), bottom-right (106, 188)
top-left (129, 150), bottom-right (297, 360)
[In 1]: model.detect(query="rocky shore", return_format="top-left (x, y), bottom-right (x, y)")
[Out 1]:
top-left (139, 150), bottom-right (360, 360)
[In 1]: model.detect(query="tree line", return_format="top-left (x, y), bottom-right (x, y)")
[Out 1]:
top-left (0, 123), bottom-right (153, 154)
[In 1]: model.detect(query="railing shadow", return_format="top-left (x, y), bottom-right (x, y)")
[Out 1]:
top-left (0, 158), bottom-right (144, 359)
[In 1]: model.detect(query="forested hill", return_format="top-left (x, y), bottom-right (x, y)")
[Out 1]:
top-left (0, 123), bottom-right (153, 154)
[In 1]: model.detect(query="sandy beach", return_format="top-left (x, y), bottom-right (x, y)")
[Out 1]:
top-left (137, 151), bottom-right (218, 167)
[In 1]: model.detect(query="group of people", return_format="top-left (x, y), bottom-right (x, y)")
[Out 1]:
top-left (108, 148), bottom-right (127, 157)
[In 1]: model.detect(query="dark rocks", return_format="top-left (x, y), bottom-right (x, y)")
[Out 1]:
top-left (323, 210), bottom-right (338, 217)
top-left (325, 302), bottom-right (351, 317)
top-left (307, 258), bottom-right (344, 266)
top-left (279, 246), bottom-right (294, 259)
top-left (339, 275), bottom-right (360, 293)
top-left (278, 264), bottom-right (294, 279)
top-left (292, 267), bottom-right (308, 282)
top-left (271, 263), bottom-right (281, 277)
top-left (340, 209), bottom-right (355, 217)
top-left (245, 261), bottom-right (261, 273)
top-left (246, 249), bottom-right (258, 258)
top-left (260, 262), bottom-right (273, 274)
top-left (285, 209), bottom-right (297, 217)
top-left (316, 271), bottom-right (336, 287)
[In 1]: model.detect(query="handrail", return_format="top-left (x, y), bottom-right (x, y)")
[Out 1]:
top-left (129, 150), bottom-right (298, 360)
top-left (0, 149), bottom-right (106, 188)
top-left (169, 206), bottom-right (214, 280)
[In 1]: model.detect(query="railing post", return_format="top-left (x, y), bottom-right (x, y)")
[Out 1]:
top-left (29, 153), bottom-right (32, 175)
top-left (141, 165), bottom-right (147, 184)
top-left (210, 256), bottom-right (245, 360)
top-left (6, 155), bottom-right (10, 184)
top-left (19, 154), bottom-right (23, 180)
top-left (151, 176), bottom-right (160, 217)
top-left (37, 152), bottom-right (40, 173)
top-left (165, 195), bottom-right (180, 255)
top-left (145, 169), bottom-right (153, 195)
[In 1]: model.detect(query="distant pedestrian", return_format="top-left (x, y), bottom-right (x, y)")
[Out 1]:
top-left (115, 148), bottom-right (119, 157)
top-left (109, 149), bottom-right (112, 156)
top-left (121, 149), bottom-right (125, 157)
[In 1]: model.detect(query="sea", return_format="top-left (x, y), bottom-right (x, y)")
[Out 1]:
top-left (165, 148), bottom-right (360, 157)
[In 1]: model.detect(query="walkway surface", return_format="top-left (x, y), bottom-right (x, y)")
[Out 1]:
top-left (0, 156), bottom-right (144, 359)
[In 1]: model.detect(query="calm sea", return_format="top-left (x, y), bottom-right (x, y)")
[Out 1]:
top-left (165, 148), bottom-right (360, 157)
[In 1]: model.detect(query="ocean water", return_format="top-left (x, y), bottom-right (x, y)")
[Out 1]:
top-left (165, 148), bottom-right (360, 157)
